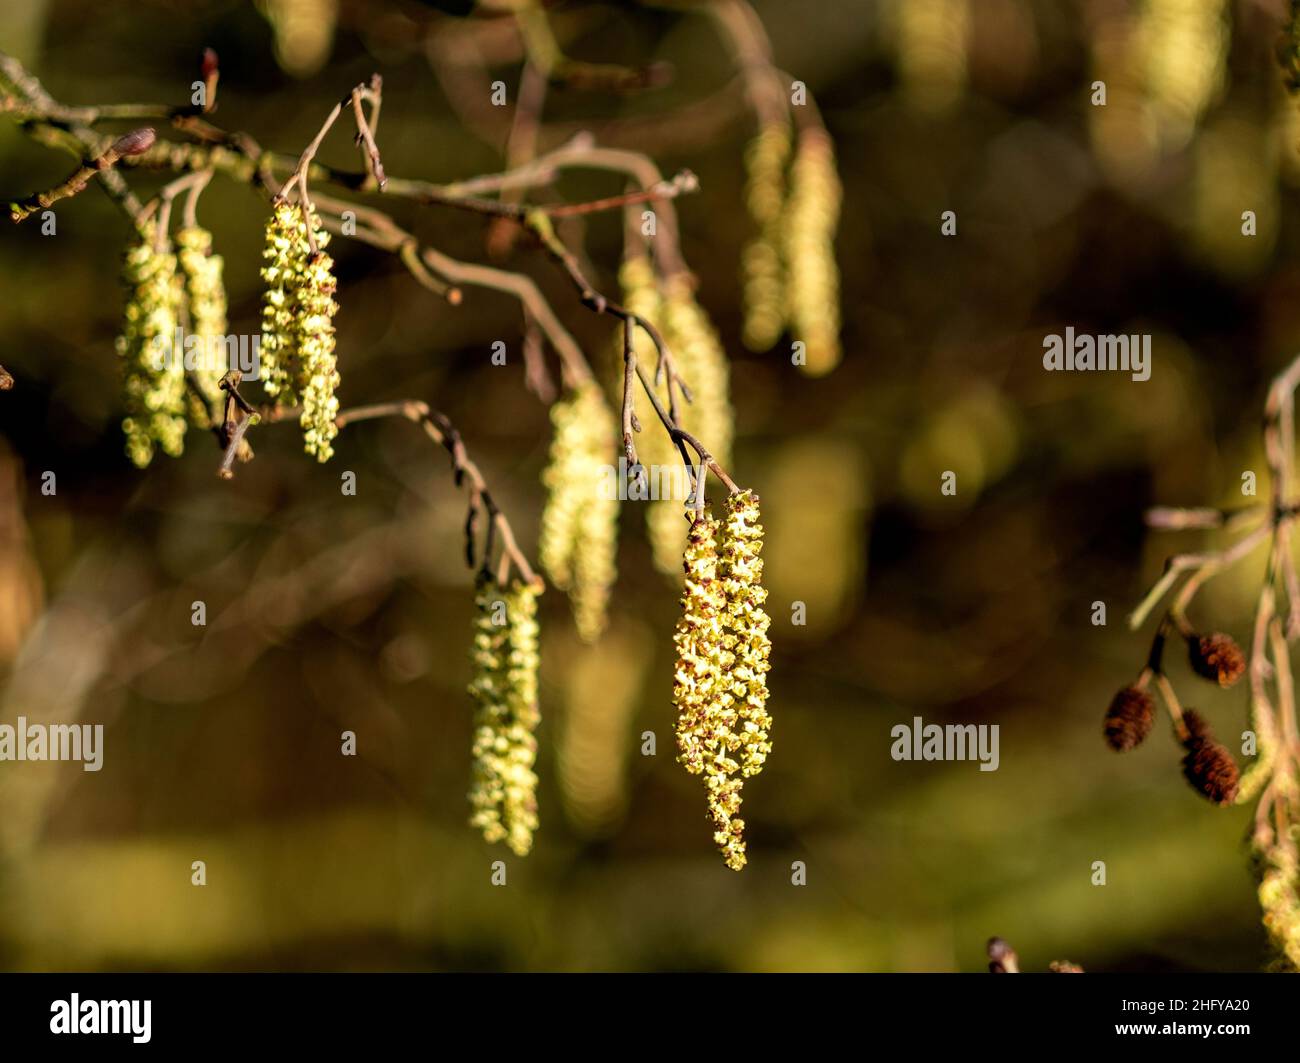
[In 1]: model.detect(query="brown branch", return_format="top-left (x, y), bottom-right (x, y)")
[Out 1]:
top-left (216, 392), bottom-right (539, 589)
top-left (9, 127), bottom-right (156, 222)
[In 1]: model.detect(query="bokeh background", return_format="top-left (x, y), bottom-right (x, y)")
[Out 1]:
top-left (2, 0), bottom-right (1298, 971)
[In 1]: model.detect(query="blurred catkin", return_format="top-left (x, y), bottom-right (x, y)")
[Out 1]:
top-left (115, 223), bottom-right (187, 468)
top-left (894, 0), bottom-right (970, 115)
top-left (661, 272), bottom-right (734, 470)
top-left (619, 253), bottom-right (687, 577)
top-left (1140, 0), bottom-right (1229, 150)
top-left (556, 622), bottom-right (649, 838)
top-left (0, 451), bottom-right (43, 664)
top-left (784, 127), bottom-right (842, 376)
top-left (539, 380), bottom-right (620, 642)
top-left (259, 0), bottom-right (339, 78)
top-left (176, 225), bottom-right (228, 423)
top-left (468, 579), bottom-right (541, 857)
top-left (259, 202), bottom-right (340, 461)
top-left (1257, 836), bottom-right (1300, 969)
top-left (740, 122), bottom-right (791, 351)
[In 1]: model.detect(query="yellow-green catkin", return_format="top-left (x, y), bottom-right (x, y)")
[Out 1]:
top-left (116, 223), bottom-right (187, 468)
top-left (1258, 829), bottom-right (1300, 969)
top-left (468, 579), bottom-right (542, 856)
top-left (654, 273), bottom-right (736, 575)
top-left (719, 490), bottom-right (773, 778)
top-left (741, 122), bottom-right (791, 352)
top-left (619, 254), bottom-right (686, 577)
top-left (176, 225), bottom-right (228, 424)
top-left (661, 273), bottom-right (733, 471)
top-left (259, 201), bottom-right (340, 461)
top-left (539, 380), bottom-right (620, 642)
top-left (784, 127), bottom-right (842, 376)
top-left (672, 514), bottom-right (747, 871)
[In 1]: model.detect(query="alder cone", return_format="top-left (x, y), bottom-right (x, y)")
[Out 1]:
top-left (1103, 685), bottom-right (1155, 752)
top-left (1188, 632), bottom-right (1246, 688)
top-left (1180, 709), bottom-right (1240, 806)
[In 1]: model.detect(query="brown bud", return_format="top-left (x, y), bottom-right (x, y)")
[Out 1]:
top-left (1188, 632), bottom-right (1245, 688)
top-left (110, 128), bottom-right (156, 158)
top-left (201, 48), bottom-right (219, 79)
top-left (1180, 709), bottom-right (1240, 805)
top-left (1103, 685), bottom-right (1155, 752)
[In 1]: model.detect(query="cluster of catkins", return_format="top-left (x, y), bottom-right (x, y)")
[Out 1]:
top-left (467, 578), bottom-right (542, 857)
top-left (740, 120), bottom-right (842, 376)
top-left (1104, 629), bottom-right (1246, 805)
top-left (672, 490), bottom-right (773, 870)
top-left (259, 201), bottom-right (340, 462)
top-left (115, 221), bottom-right (228, 467)
top-left (617, 251), bottom-right (735, 580)
top-left (538, 379), bottom-right (619, 642)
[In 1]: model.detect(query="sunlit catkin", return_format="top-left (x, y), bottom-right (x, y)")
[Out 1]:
top-left (1258, 838), bottom-right (1300, 969)
top-left (740, 122), bottom-right (791, 352)
top-left (176, 225), bottom-right (228, 423)
top-left (661, 273), bottom-right (733, 471)
top-left (259, 202), bottom-right (340, 461)
top-left (539, 380), bottom-right (620, 642)
top-left (116, 223), bottom-right (187, 468)
top-left (784, 127), bottom-right (842, 376)
top-left (672, 514), bottom-right (747, 871)
top-left (720, 489), bottom-right (773, 778)
top-left (619, 254), bottom-right (687, 577)
top-left (468, 579), bottom-right (541, 856)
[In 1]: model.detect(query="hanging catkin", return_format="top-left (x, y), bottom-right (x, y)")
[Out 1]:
top-left (116, 222), bottom-right (187, 468)
top-left (539, 380), bottom-right (620, 642)
top-left (176, 225), bottom-right (228, 424)
top-left (259, 201), bottom-right (340, 461)
top-left (784, 127), bottom-right (842, 376)
top-left (740, 122), bottom-right (791, 351)
top-left (468, 579), bottom-right (542, 856)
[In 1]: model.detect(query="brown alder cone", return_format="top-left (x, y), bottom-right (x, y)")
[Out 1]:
top-left (1181, 709), bottom-right (1240, 805)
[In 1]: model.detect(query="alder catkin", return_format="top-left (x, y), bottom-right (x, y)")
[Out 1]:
top-left (116, 223), bottom-right (187, 468)
top-left (618, 254), bottom-right (689, 578)
top-left (1258, 840), bottom-right (1300, 969)
top-left (672, 513), bottom-right (747, 870)
top-left (719, 489), bottom-right (773, 778)
top-left (539, 380), bottom-right (620, 642)
top-left (740, 123), bottom-right (791, 352)
top-left (784, 127), bottom-right (842, 376)
top-left (661, 272), bottom-right (734, 472)
top-left (259, 201), bottom-right (340, 461)
top-left (468, 579), bottom-right (541, 856)
top-left (176, 225), bottom-right (228, 423)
